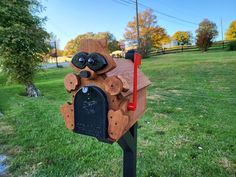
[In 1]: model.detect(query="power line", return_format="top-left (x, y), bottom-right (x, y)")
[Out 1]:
top-left (138, 2), bottom-right (196, 29)
top-left (121, 0), bottom-right (198, 26)
top-left (112, 0), bottom-right (192, 28)
top-left (120, 0), bottom-right (135, 5)
top-left (135, 0), bottom-right (198, 25)
top-left (111, 0), bottom-right (134, 8)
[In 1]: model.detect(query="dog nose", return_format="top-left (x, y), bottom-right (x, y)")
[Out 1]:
top-left (79, 70), bottom-right (91, 78)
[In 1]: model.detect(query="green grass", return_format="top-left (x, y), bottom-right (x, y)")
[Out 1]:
top-left (0, 50), bottom-right (236, 177)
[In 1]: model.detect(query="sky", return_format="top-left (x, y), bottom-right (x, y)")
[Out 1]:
top-left (42, 0), bottom-right (236, 49)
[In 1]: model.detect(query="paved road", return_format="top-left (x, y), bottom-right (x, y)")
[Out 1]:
top-left (41, 62), bottom-right (70, 69)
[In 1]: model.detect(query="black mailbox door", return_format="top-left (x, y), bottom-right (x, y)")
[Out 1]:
top-left (74, 86), bottom-right (108, 139)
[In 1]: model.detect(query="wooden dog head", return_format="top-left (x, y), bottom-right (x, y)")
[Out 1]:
top-left (70, 39), bottom-right (116, 79)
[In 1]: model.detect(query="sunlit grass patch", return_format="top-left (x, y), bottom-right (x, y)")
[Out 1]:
top-left (0, 50), bottom-right (236, 176)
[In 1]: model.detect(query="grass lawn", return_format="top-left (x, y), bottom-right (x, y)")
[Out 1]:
top-left (0, 50), bottom-right (236, 177)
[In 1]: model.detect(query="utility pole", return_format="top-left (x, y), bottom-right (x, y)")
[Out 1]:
top-left (54, 41), bottom-right (59, 68)
top-left (135, 0), bottom-right (140, 51)
top-left (221, 19), bottom-right (224, 49)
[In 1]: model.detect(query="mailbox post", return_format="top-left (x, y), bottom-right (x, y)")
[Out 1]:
top-left (118, 123), bottom-right (137, 177)
top-left (60, 39), bottom-right (151, 177)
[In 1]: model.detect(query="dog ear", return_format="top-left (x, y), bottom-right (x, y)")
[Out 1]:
top-left (99, 39), bottom-right (108, 49)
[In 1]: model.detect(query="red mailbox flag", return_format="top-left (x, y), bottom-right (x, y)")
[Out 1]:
top-left (128, 52), bottom-right (142, 111)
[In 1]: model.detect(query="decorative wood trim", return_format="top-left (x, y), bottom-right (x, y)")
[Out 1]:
top-left (64, 74), bottom-right (80, 92)
top-left (104, 76), bottom-right (123, 96)
top-left (108, 109), bottom-right (129, 140)
top-left (60, 102), bottom-right (74, 130)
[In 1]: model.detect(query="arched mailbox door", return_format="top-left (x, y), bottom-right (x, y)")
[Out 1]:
top-left (74, 86), bottom-right (108, 139)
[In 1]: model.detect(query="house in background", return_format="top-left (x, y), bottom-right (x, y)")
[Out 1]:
top-left (162, 40), bottom-right (178, 48)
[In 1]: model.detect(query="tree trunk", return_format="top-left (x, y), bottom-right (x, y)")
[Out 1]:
top-left (25, 83), bottom-right (41, 97)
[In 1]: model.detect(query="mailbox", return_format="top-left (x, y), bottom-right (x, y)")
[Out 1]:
top-left (60, 39), bottom-right (151, 142)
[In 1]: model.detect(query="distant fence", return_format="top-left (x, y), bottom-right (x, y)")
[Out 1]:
top-left (149, 41), bottom-right (230, 56)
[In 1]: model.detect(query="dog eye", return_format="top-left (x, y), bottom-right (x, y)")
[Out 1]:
top-left (72, 52), bottom-right (88, 69)
top-left (88, 58), bottom-right (95, 65)
top-left (79, 57), bottom-right (86, 65)
top-left (87, 53), bottom-right (107, 72)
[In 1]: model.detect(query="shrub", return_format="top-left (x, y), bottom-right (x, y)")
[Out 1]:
top-left (229, 40), bottom-right (236, 51)
top-left (0, 0), bottom-right (49, 97)
top-left (196, 19), bottom-right (218, 52)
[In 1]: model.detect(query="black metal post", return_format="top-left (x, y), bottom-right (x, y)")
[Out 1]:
top-left (118, 123), bottom-right (137, 177)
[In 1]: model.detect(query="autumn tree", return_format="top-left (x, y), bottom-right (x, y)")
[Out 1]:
top-left (124, 9), bottom-right (168, 57)
top-left (152, 28), bottom-right (170, 48)
top-left (57, 49), bottom-right (64, 57)
top-left (225, 20), bottom-right (236, 41)
top-left (64, 33), bottom-right (94, 56)
top-left (196, 19), bottom-right (218, 52)
top-left (64, 39), bottom-right (78, 56)
top-left (63, 32), bottom-right (119, 56)
top-left (172, 31), bottom-right (192, 45)
top-left (96, 32), bottom-right (120, 52)
top-left (0, 0), bottom-right (49, 97)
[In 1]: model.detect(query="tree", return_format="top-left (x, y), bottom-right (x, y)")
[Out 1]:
top-left (63, 39), bottom-right (78, 56)
top-left (63, 32), bottom-right (119, 56)
top-left (0, 0), bottom-right (49, 97)
top-left (152, 27), bottom-right (170, 48)
top-left (225, 20), bottom-right (236, 41)
top-left (172, 31), bottom-right (192, 45)
top-left (57, 49), bottom-right (64, 57)
top-left (96, 32), bottom-right (120, 52)
top-left (160, 36), bottom-right (171, 47)
top-left (64, 32), bottom-right (95, 56)
top-left (124, 9), bottom-right (168, 57)
top-left (196, 19), bottom-right (218, 52)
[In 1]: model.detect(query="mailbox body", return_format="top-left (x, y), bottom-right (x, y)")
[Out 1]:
top-left (61, 39), bottom-right (151, 142)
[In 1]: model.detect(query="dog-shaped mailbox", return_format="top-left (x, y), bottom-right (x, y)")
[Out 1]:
top-left (61, 39), bottom-right (151, 142)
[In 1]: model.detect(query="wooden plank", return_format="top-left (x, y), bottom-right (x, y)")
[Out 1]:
top-left (127, 88), bottom-right (147, 127)
top-left (106, 59), bottom-right (151, 97)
